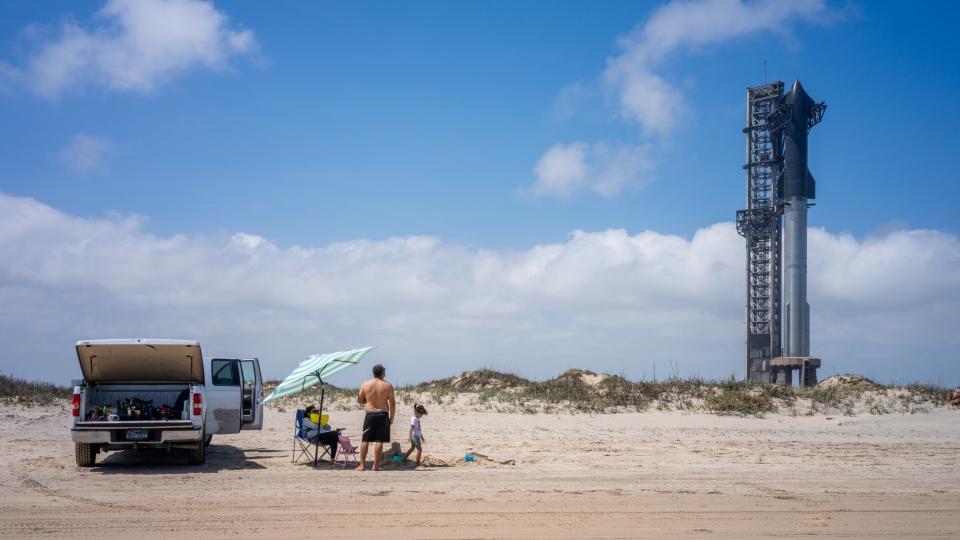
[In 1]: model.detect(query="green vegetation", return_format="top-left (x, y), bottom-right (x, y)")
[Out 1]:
top-left (704, 389), bottom-right (776, 417)
top-left (257, 370), bottom-right (958, 418)
top-left (5, 367), bottom-right (949, 418)
top-left (0, 373), bottom-right (70, 406)
top-left (904, 383), bottom-right (951, 407)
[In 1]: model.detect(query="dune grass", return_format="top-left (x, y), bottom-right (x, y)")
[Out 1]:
top-left (253, 370), bottom-right (959, 418)
top-left (5, 366), bottom-right (951, 418)
top-left (0, 373), bottom-right (71, 406)
top-left (704, 388), bottom-right (776, 417)
top-left (398, 370), bottom-right (954, 417)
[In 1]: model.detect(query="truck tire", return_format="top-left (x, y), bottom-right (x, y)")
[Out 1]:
top-left (187, 442), bottom-right (206, 465)
top-left (203, 434), bottom-right (213, 447)
top-left (75, 443), bottom-right (96, 467)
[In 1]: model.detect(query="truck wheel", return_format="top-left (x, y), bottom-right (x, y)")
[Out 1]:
top-left (187, 442), bottom-right (206, 465)
top-left (203, 435), bottom-right (213, 447)
top-left (75, 443), bottom-right (96, 467)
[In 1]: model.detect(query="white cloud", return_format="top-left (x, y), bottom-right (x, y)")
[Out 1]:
top-left (604, 0), bottom-right (830, 134)
top-left (1, 192), bottom-right (958, 386)
top-left (59, 133), bottom-right (112, 173)
top-left (2, 0), bottom-right (258, 98)
top-left (528, 0), bottom-right (835, 199)
top-left (531, 143), bottom-right (587, 198)
top-left (529, 141), bottom-right (653, 198)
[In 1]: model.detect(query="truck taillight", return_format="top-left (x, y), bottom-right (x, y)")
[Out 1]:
top-left (192, 392), bottom-right (202, 416)
top-left (72, 392), bottom-right (81, 417)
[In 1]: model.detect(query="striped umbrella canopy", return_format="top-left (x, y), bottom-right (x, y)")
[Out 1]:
top-left (262, 346), bottom-right (375, 404)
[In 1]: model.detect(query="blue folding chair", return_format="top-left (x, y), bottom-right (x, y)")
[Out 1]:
top-left (292, 409), bottom-right (331, 465)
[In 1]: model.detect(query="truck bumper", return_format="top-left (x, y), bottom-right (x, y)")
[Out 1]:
top-left (71, 428), bottom-right (202, 445)
top-left (71, 430), bottom-right (111, 444)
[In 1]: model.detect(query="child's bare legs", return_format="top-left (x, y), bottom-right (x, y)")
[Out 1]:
top-left (403, 443), bottom-right (422, 466)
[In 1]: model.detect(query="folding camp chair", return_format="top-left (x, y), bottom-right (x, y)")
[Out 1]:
top-left (292, 409), bottom-right (331, 465)
top-left (335, 434), bottom-right (360, 468)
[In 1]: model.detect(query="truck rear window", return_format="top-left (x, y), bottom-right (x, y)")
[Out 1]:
top-left (211, 359), bottom-right (240, 386)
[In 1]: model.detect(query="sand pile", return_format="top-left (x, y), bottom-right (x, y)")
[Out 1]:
top-left (553, 369), bottom-right (614, 387)
top-left (817, 374), bottom-right (883, 390)
top-left (445, 370), bottom-right (529, 391)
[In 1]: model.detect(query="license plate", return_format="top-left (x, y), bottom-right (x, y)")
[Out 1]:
top-left (126, 430), bottom-right (149, 440)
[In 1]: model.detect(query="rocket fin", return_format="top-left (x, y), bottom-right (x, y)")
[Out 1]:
top-left (806, 169), bottom-right (816, 199)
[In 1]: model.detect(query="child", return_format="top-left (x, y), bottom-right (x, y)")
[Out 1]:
top-left (403, 403), bottom-right (428, 466)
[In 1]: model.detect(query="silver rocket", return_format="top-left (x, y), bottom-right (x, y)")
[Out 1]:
top-left (777, 81), bottom-right (824, 358)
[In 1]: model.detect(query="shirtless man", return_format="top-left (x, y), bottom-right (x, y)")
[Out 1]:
top-left (355, 363), bottom-right (395, 471)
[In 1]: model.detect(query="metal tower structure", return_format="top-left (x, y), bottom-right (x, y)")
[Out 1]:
top-left (736, 80), bottom-right (826, 386)
top-left (736, 81), bottom-right (783, 383)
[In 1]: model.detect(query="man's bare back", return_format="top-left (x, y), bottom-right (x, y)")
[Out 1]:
top-left (358, 377), bottom-right (395, 420)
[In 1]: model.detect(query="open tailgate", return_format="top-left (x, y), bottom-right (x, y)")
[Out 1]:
top-left (76, 339), bottom-right (204, 384)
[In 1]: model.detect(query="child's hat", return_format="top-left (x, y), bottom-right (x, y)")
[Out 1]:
top-left (415, 403), bottom-right (428, 415)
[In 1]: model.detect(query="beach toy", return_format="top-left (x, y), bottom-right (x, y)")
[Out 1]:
top-left (465, 452), bottom-right (475, 462)
top-left (392, 454), bottom-right (404, 463)
top-left (320, 414), bottom-right (329, 426)
top-left (310, 412), bottom-right (320, 424)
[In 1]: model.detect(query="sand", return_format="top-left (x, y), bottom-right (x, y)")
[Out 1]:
top-left (0, 402), bottom-right (958, 539)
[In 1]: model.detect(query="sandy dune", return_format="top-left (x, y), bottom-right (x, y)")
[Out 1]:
top-left (1, 403), bottom-right (958, 538)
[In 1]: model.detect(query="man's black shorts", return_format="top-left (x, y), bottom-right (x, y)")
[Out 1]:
top-left (362, 411), bottom-right (390, 443)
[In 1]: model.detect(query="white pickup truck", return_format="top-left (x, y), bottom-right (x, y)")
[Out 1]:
top-left (70, 339), bottom-right (264, 466)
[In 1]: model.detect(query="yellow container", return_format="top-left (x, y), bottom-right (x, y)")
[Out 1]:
top-left (320, 414), bottom-right (329, 425)
top-left (309, 413), bottom-right (329, 425)
top-left (309, 412), bottom-right (319, 424)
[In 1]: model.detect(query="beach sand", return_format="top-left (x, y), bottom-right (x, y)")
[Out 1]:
top-left (0, 403), bottom-right (957, 538)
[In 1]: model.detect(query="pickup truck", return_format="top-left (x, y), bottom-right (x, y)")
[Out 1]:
top-left (70, 339), bottom-right (264, 466)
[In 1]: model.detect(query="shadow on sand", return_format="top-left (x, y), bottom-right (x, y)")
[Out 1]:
top-left (94, 444), bottom-right (279, 474)
top-left (297, 459), bottom-right (453, 472)
top-left (300, 441), bottom-right (455, 472)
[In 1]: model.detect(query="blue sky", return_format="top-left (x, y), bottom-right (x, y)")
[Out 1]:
top-left (3, 0), bottom-right (956, 247)
top-left (0, 1), bottom-right (958, 386)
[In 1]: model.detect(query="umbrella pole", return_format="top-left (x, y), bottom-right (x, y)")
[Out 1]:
top-left (317, 385), bottom-right (326, 465)
top-left (313, 370), bottom-right (324, 467)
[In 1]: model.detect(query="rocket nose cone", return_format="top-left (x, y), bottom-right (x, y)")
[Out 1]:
top-left (791, 80), bottom-right (810, 99)
top-left (785, 80), bottom-right (812, 106)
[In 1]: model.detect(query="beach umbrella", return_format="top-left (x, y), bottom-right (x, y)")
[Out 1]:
top-left (262, 346), bottom-right (375, 404)
top-left (264, 346), bottom-right (374, 467)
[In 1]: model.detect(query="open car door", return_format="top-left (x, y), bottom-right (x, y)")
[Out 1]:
top-left (240, 358), bottom-right (263, 430)
top-left (205, 358), bottom-right (243, 434)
